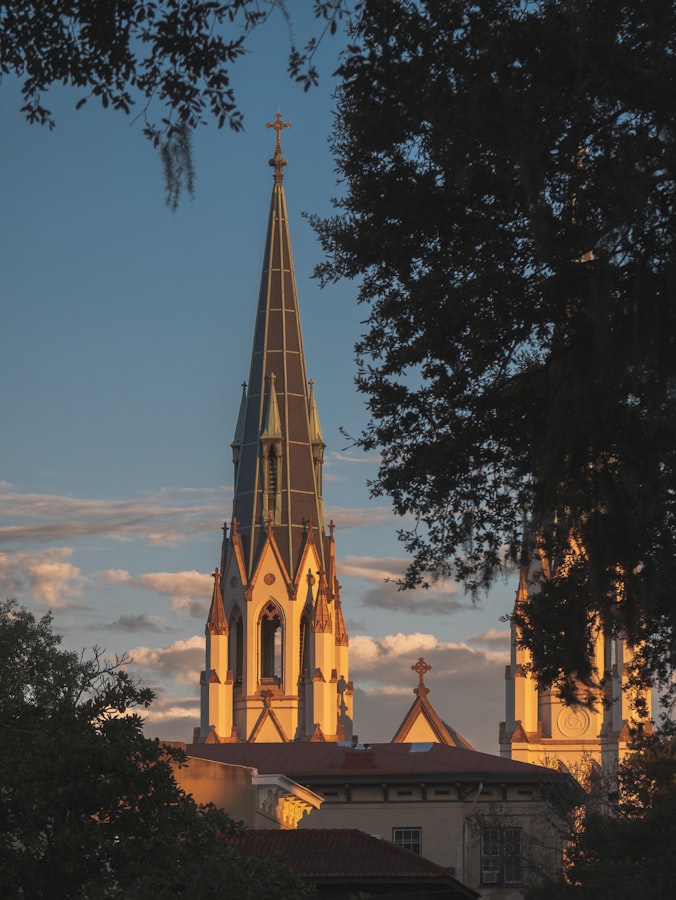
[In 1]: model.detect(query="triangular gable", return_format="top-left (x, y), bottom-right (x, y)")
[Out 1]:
top-left (392, 693), bottom-right (462, 745)
top-left (248, 699), bottom-right (290, 743)
top-left (294, 522), bottom-right (325, 598)
top-left (391, 657), bottom-right (474, 749)
top-left (248, 523), bottom-right (293, 598)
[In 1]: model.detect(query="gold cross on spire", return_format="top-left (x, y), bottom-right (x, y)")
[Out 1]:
top-left (266, 112), bottom-right (291, 153)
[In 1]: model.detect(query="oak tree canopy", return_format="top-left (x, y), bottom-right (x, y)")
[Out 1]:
top-left (313, 0), bottom-right (676, 701)
top-left (1, 0), bottom-right (349, 206)
top-left (0, 600), bottom-right (314, 899)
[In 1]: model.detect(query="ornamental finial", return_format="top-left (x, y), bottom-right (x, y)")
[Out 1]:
top-left (412, 657), bottom-right (432, 692)
top-left (266, 112), bottom-right (290, 182)
top-left (266, 112), bottom-right (291, 152)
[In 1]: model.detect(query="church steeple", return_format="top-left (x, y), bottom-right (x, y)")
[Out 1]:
top-left (499, 535), bottom-right (652, 771)
top-left (197, 118), bottom-right (352, 744)
top-left (231, 113), bottom-right (326, 582)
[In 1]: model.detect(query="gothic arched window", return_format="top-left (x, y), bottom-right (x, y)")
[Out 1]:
top-left (260, 601), bottom-right (282, 684)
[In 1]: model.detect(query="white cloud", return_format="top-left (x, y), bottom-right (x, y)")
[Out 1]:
top-left (469, 627), bottom-right (511, 648)
top-left (340, 555), bottom-right (405, 582)
top-left (143, 703), bottom-right (200, 728)
top-left (0, 547), bottom-right (86, 607)
top-left (348, 631), bottom-right (509, 754)
top-left (100, 569), bottom-right (132, 585)
top-left (135, 571), bottom-right (212, 598)
top-left (128, 635), bottom-right (204, 685)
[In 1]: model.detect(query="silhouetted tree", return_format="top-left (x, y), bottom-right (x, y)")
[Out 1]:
top-left (0, 600), bottom-right (314, 899)
top-left (526, 721), bottom-right (676, 899)
top-left (2, 0), bottom-right (349, 206)
top-left (313, 0), bottom-right (676, 700)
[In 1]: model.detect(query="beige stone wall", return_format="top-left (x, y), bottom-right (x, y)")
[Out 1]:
top-left (172, 757), bottom-right (259, 827)
top-left (297, 783), bottom-right (564, 899)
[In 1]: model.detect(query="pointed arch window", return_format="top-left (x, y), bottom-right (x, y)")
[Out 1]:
top-left (260, 601), bottom-right (283, 685)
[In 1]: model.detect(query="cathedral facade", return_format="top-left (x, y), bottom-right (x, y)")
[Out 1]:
top-left (500, 539), bottom-right (652, 773)
top-left (196, 116), bottom-right (352, 744)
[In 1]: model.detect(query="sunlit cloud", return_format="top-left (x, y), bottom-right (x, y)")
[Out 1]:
top-left (100, 569), bottom-right (133, 585)
top-left (130, 681), bottom-right (200, 742)
top-left (128, 635), bottom-right (204, 685)
top-left (170, 595), bottom-right (210, 619)
top-left (143, 702), bottom-right (200, 731)
top-left (469, 628), bottom-right (511, 648)
top-left (135, 571), bottom-right (212, 597)
top-left (0, 547), bottom-right (86, 607)
top-left (98, 568), bottom-right (211, 618)
top-left (340, 555), bottom-right (406, 582)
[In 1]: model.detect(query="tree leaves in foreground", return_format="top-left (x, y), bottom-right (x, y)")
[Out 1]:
top-left (313, 0), bottom-right (676, 699)
top-left (1, 0), bottom-right (349, 206)
top-left (526, 721), bottom-right (676, 899)
top-left (0, 600), bottom-right (314, 899)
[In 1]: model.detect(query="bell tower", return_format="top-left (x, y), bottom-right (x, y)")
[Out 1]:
top-left (499, 537), bottom-right (651, 774)
top-left (198, 116), bottom-right (353, 744)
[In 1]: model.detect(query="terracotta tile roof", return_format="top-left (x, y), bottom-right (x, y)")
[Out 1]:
top-left (229, 828), bottom-right (478, 896)
top-left (186, 740), bottom-right (561, 784)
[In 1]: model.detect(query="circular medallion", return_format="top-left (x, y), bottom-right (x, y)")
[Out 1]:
top-left (264, 573), bottom-right (276, 585)
top-left (557, 706), bottom-right (590, 738)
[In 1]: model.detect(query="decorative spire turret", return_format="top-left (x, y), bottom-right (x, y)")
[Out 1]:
top-left (206, 568), bottom-right (228, 636)
top-left (312, 570), bottom-right (333, 634)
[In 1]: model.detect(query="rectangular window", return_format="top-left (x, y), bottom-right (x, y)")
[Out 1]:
top-left (392, 827), bottom-right (422, 855)
top-left (481, 827), bottom-right (522, 886)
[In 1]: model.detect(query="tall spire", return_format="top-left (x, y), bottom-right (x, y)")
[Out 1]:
top-left (197, 118), bottom-right (351, 744)
top-left (231, 114), bottom-right (326, 582)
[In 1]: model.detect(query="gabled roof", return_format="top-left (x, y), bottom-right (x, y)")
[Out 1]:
top-left (229, 828), bottom-right (479, 897)
top-left (186, 740), bottom-right (565, 785)
top-left (391, 657), bottom-right (474, 749)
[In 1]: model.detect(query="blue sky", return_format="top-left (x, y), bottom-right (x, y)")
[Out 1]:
top-left (1, 10), bottom-right (517, 752)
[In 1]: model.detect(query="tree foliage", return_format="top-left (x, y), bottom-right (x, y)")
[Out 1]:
top-left (1, 0), bottom-right (349, 206)
top-left (526, 722), bottom-right (676, 899)
top-left (313, 0), bottom-right (676, 697)
top-left (0, 600), bottom-right (314, 899)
